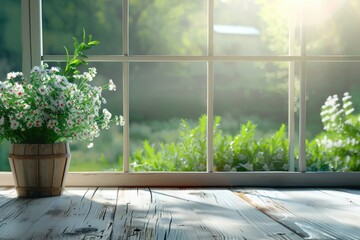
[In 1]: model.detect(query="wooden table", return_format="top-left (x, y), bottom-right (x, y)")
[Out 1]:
top-left (0, 187), bottom-right (359, 239)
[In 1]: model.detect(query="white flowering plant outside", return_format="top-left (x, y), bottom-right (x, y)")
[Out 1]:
top-left (307, 92), bottom-right (360, 171)
top-left (0, 32), bottom-right (123, 147)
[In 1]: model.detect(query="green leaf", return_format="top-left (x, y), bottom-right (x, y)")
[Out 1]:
top-left (82, 28), bottom-right (86, 43)
top-left (73, 37), bottom-right (79, 48)
top-left (78, 42), bottom-right (86, 51)
top-left (69, 59), bottom-right (84, 66)
top-left (88, 41), bottom-right (100, 46)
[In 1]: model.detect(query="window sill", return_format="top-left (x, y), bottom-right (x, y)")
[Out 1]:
top-left (0, 171), bottom-right (359, 187)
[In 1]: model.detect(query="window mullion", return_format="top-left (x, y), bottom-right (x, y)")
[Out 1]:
top-left (30, 0), bottom-right (42, 67)
top-left (299, 2), bottom-right (307, 173)
top-left (207, 0), bottom-right (214, 173)
top-left (21, 0), bottom-right (31, 76)
top-left (288, 7), bottom-right (297, 172)
top-left (22, 0), bottom-right (42, 76)
top-left (122, 0), bottom-right (130, 173)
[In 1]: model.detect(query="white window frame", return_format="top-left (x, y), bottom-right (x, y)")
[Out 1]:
top-left (1, 0), bottom-right (359, 187)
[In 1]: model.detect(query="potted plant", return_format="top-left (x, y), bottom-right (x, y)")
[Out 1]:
top-left (0, 31), bottom-right (124, 197)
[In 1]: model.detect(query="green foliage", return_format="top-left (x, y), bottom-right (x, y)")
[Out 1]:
top-left (131, 115), bottom-right (289, 172)
top-left (216, 120), bottom-right (288, 171)
top-left (63, 29), bottom-right (100, 81)
top-left (132, 116), bottom-right (208, 171)
top-left (307, 93), bottom-right (360, 171)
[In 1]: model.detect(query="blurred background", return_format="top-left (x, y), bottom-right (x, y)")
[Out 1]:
top-left (0, 0), bottom-right (359, 172)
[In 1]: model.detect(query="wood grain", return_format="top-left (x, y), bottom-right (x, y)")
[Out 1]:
top-left (8, 143), bottom-right (70, 197)
top-left (112, 188), bottom-right (301, 239)
top-left (25, 188), bottom-right (117, 239)
top-left (234, 188), bottom-right (360, 240)
top-left (1, 187), bottom-right (359, 239)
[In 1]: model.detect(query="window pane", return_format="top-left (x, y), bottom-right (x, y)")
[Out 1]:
top-left (306, 62), bottom-right (360, 172)
top-left (0, 0), bottom-right (22, 75)
top-left (129, 62), bottom-right (207, 171)
top-left (63, 63), bottom-right (123, 171)
top-left (214, 62), bottom-right (289, 171)
top-left (214, 0), bottom-right (290, 55)
top-left (0, 0), bottom-right (22, 171)
top-left (306, 0), bottom-right (360, 55)
top-left (129, 0), bottom-right (207, 55)
top-left (42, 0), bottom-right (122, 55)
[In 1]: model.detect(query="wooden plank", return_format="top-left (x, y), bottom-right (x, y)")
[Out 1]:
top-left (0, 187), bottom-right (17, 208)
top-left (0, 193), bottom-right (58, 239)
top-left (112, 188), bottom-right (184, 240)
top-left (24, 187), bottom-right (118, 239)
top-left (2, 187), bottom-right (359, 239)
top-left (337, 188), bottom-right (360, 204)
top-left (235, 188), bottom-right (360, 239)
top-left (284, 189), bottom-right (360, 235)
top-left (168, 189), bottom-right (302, 239)
top-left (112, 188), bottom-right (301, 239)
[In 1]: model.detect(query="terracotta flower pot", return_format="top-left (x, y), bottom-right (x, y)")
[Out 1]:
top-left (8, 143), bottom-right (71, 198)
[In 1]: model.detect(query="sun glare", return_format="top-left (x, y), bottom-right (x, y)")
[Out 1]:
top-left (282, 0), bottom-right (345, 26)
top-left (303, 0), bottom-right (345, 25)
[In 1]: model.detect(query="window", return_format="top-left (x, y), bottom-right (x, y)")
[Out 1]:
top-left (0, 0), bottom-right (21, 173)
top-left (1, 0), bottom-right (359, 187)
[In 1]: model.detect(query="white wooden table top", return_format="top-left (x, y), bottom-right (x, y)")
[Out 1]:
top-left (0, 187), bottom-right (359, 239)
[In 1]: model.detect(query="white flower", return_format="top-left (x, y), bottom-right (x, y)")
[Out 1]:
top-left (343, 101), bottom-right (353, 109)
top-left (7, 71), bottom-right (23, 80)
top-left (103, 108), bottom-right (112, 120)
top-left (47, 119), bottom-right (57, 129)
top-left (342, 92), bottom-right (352, 102)
top-left (87, 143), bottom-right (94, 148)
top-left (1, 64), bottom-right (122, 144)
top-left (31, 66), bottom-right (41, 73)
top-left (345, 108), bottom-right (354, 115)
top-left (115, 115), bottom-right (125, 126)
top-left (88, 67), bottom-right (97, 78)
top-left (83, 72), bottom-right (93, 82)
top-left (67, 119), bottom-right (74, 127)
top-left (320, 110), bottom-right (328, 116)
top-left (330, 114), bottom-right (336, 122)
top-left (50, 67), bottom-right (60, 73)
top-left (322, 116), bottom-right (329, 122)
top-left (334, 140), bottom-right (343, 148)
top-left (34, 118), bottom-right (42, 127)
top-left (108, 79), bottom-right (116, 91)
top-left (73, 74), bottom-right (82, 80)
top-left (335, 109), bottom-right (344, 116)
top-left (38, 86), bottom-right (48, 95)
top-left (10, 120), bottom-right (20, 130)
top-left (13, 83), bottom-right (25, 98)
top-left (54, 127), bottom-right (60, 134)
top-left (0, 82), bottom-right (8, 91)
top-left (57, 100), bottom-right (66, 109)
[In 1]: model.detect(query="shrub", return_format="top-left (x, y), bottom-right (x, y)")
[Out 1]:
top-left (307, 93), bottom-right (360, 171)
top-left (131, 115), bottom-right (289, 171)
